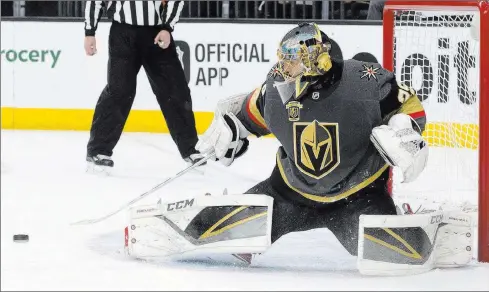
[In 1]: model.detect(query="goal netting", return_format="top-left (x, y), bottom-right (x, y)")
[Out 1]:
top-left (383, 1), bottom-right (488, 262)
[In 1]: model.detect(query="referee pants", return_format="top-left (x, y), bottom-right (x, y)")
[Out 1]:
top-left (87, 21), bottom-right (198, 159)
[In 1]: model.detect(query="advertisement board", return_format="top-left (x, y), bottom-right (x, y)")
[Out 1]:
top-left (1, 21), bottom-right (480, 134)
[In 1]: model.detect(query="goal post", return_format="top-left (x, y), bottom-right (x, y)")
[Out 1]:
top-left (383, 0), bottom-right (488, 263)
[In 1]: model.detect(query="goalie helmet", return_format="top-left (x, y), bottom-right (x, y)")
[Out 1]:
top-left (274, 22), bottom-right (334, 104)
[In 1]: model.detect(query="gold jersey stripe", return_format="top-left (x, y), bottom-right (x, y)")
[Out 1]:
top-left (276, 151), bottom-right (389, 203)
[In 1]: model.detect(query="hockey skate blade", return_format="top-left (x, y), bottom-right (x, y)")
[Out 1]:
top-left (86, 162), bottom-right (112, 176)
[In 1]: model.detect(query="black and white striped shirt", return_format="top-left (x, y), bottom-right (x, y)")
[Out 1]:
top-left (84, 1), bottom-right (184, 36)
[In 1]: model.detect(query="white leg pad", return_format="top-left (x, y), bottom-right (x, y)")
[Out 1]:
top-left (358, 209), bottom-right (474, 276)
top-left (124, 194), bottom-right (274, 260)
top-left (433, 212), bottom-right (474, 268)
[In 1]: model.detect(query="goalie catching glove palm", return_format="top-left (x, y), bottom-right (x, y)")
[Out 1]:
top-left (371, 113), bottom-right (428, 183)
top-left (196, 94), bottom-right (251, 166)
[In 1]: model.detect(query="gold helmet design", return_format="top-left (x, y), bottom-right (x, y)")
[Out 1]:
top-left (274, 23), bottom-right (333, 103)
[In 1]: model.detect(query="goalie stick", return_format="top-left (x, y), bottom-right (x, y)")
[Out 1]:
top-left (70, 152), bottom-right (215, 226)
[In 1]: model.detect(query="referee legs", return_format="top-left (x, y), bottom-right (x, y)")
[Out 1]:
top-left (141, 27), bottom-right (199, 160)
top-left (87, 22), bottom-right (142, 160)
top-left (87, 22), bottom-right (201, 168)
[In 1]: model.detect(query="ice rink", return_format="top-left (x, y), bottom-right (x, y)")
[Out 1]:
top-left (1, 130), bottom-right (488, 291)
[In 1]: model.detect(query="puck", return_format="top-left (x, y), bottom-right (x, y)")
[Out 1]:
top-left (13, 234), bottom-right (29, 242)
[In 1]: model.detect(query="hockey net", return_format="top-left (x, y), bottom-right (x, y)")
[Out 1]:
top-left (383, 0), bottom-right (488, 262)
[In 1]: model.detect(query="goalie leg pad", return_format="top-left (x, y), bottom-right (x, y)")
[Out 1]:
top-left (433, 212), bottom-right (473, 268)
top-left (125, 193), bottom-right (273, 260)
top-left (358, 210), bottom-right (474, 276)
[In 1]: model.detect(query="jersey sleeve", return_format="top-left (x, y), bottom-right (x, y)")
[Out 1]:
top-left (378, 72), bottom-right (427, 133)
top-left (236, 82), bottom-right (271, 137)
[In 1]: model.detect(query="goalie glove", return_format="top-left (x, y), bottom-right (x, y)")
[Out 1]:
top-left (196, 94), bottom-right (251, 166)
top-left (370, 113), bottom-right (428, 183)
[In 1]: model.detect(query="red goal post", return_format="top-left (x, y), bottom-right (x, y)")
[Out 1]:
top-left (383, 0), bottom-right (489, 263)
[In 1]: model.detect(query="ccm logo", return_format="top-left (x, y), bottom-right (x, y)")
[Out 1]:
top-left (167, 199), bottom-right (194, 211)
top-left (430, 214), bottom-right (444, 224)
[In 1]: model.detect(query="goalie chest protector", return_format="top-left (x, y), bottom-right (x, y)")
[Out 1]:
top-left (262, 60), bottom-right (393, 205)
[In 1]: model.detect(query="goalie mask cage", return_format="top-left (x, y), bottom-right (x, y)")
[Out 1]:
top-left (383, 0), bottom-right (488, 262)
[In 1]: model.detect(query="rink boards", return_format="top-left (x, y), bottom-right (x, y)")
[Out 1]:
top-left (0, 21), bottom-right (480, 149)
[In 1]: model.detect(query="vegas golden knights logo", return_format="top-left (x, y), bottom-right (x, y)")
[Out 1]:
top-left (293, 120), bottom-right (340, 179)
top-left (286, 101), bottom-right (303, 122)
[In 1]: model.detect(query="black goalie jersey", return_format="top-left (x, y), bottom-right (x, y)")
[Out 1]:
top-left (236, 59), bottom-right (427, 206)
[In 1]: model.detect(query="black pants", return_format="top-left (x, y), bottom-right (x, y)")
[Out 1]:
top-left (87, 21), bottom-right (198, 159)
top-left (245, 164), bottom-right (397, 256)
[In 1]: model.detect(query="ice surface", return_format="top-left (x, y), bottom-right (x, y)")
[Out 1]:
top-left (1, 130), bottom-right (488, 291)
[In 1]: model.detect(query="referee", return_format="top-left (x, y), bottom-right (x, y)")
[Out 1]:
top-left (84, 1), bottom-right (203, 173)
